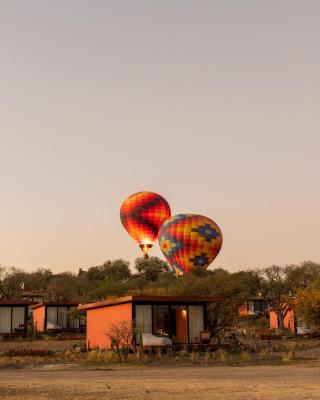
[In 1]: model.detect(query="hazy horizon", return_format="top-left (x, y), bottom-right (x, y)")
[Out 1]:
top-left (1, 1), bottom-right (319, 273)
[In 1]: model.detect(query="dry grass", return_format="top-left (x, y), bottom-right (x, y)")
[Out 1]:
top-left (0, 338), bottom-right (319, 370)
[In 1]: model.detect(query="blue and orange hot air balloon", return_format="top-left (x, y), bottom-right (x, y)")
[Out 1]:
top-left (158, 214), bottom-right (223, 275)
top-left (120, 191), bottom-right (171, 257)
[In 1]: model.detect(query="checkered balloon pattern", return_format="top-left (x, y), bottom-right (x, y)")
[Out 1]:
top-left (120, 192), bottom-right (171, 251)
top-left (158, 214), bottom-right (223, 275)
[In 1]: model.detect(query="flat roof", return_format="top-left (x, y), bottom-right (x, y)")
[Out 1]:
top-left (0, 301), bottom-right (33, 306)
top-left (31, 301), bottom-right (79, 310)
top-left (79, 295), bottom-right (220, 311)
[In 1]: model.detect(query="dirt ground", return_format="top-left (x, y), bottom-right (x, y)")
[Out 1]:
top-left (0, 364), bottom-right (320, 400)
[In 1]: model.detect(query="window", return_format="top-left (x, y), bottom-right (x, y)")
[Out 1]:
top-left (0, 307), bottom-right (25, 333)
top-left (47, 306), bottom-right (71, 329)
top-left (57, 307), bottom-right (68, 328)
top-left (152, 305), bottom-right (169, 336)
top-left (12, 307), bottom-right (25, 331)
top-left (188, 305), bottom-right (204, 343)
top-left (47, 307), bottom-right (58, 329)
top-left (0, 307), bottom-right (11, 333)
top-left (135, 305), bottom-right (152, 344)
top-left (248, 301), bottom-right (255, 314)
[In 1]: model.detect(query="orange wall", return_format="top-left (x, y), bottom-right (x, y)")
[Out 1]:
top-left (33, 306), bottom-right (45, 332)
top-left (86, 303), bottom-right (132, 349)
top-left (269, 309), bottom-right (295, 334)
top-left (239, 304), bottom-right (248, 316)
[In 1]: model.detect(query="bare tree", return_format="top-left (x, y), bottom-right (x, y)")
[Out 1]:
top-left (106, 320), bottom-right (134, 363)
top-left (260, 266), bottom-right (294, 331)
top-left (0, 266), bottom-right (26, 300)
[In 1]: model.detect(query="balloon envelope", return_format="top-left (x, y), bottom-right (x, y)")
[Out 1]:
top-left (120, 191), bottom-right (171, 255)
top-left (158, 214), bottom-right (223, 275)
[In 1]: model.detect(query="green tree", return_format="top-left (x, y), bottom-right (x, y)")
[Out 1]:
top-left (134, 257), bottom-right (170, 281)
top-left (86, 259), bottom-right (131, 281)
top-left (87, 280), bottom-right (131, 301)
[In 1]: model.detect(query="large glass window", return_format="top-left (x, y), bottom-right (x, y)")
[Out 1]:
top-left (47, 306), bottom-right (73, 329)
top-left (188, 305), bottom-right (204, 343)
top-left (254, 300), bottom-right (267, 314)
top-left (47, 307), bottom-right (57, 329)
top-left (12, 307), bottom-right (25, 331)
top-left (135, 305), bottom-right (152, 344)
top-left (57, 307), bottom-right (68, 328)
top-left (248, 301), bottom-right (255, 314)
top-left (0, 307), bottom-right (12, 333)
top-left (152, 305), bottom-right (169, 336)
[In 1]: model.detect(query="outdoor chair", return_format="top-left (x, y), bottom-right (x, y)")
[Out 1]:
top-left (200, 331), bottom-right (211, 346)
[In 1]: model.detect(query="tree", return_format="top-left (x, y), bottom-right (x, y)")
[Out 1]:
top-left (23, 268), bottom-right (53, 294)
top-left (0, 266), bottom-right (26, 300)
top-left (86, 259), bottom-right (131, 282)
top-left (86, 280), bottom-right (130, 302)
top-left (295, 288), bottom-right (320, 329)
top-left (232, 270), bottom-right (262, 298)
top-left (134, 257), bottom-right (170, 281)
top-left (260, 263), bottom-right (320, 332)
top-left (46, 273), bottom-right (81, 301)
top-left (285, 261), bottom-right (320, 290)
top-left (259, 265), bottom-right (295, 331)
top-left (67, 306), bottom-right (86, 328)
top-left (207, 299), bottom-right (239, 338)
top-left (107, 320), bottom-right (134, 363)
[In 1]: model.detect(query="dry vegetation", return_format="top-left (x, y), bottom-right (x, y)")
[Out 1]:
top-left (1, 338), bottom-right (320, 367)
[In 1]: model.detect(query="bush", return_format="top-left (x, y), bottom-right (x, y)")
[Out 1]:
top-left (216, 349), bottom-right (230, 364)
top-left (240, 351), bottom-right (250, 364)
top-left (282, 350), bottom-right (295, 362)
top-left (86, 349), bottom-right (115, 363)
top-left (5, 348), bottom-right (53, 357)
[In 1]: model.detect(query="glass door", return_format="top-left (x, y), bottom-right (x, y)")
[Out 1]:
top-left (171, 305), bottom-right (188, 344)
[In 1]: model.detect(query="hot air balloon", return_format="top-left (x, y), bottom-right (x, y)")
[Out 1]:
top-left (158, 214), bottom-right (223, 275)
top-left (120, 191), bottom-right (171, 257)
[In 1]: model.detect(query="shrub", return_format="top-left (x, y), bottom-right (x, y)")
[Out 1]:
top-left (282, 350), bottom-right (295, 362)
top-left (86, 349), bottom-right (115, 363)
top-left (240, 351), bottom-right (250, 364)
top-left (5, 349), bottom-right (53, 357)
top-left (259, 349), bottom-right (272, 361)
top-left (216, 349), bottom-right (230, 364)
top-left (107, 320), bottom-right (134, 363)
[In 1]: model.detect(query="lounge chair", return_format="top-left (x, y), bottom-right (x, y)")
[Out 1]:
top-left (142, 333), bottom-right (172, 348)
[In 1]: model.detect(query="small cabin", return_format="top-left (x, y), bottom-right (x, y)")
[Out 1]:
top-left (239, 298), bottom-right (270, 316)
top-left (79, 295), bottom-right (219, 349)
top-left (32, 302), bottom-right (83, 332)
top-left (269, 307), bottom-right (314, 335)
top-left (0, 302), bottom-right (29, 335)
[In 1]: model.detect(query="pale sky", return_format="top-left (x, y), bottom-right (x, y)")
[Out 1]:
top-left (0, 1), bottom-right (319, 273)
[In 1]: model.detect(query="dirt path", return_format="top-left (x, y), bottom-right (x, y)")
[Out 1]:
top-left (0, 364), bottom-right (320, 400)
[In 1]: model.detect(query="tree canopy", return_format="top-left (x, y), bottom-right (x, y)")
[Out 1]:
top-left (1, 259), bottom-right (320, 332)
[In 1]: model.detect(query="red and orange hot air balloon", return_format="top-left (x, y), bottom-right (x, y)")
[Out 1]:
top-left (120, 191), bottom-right (171, 257)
